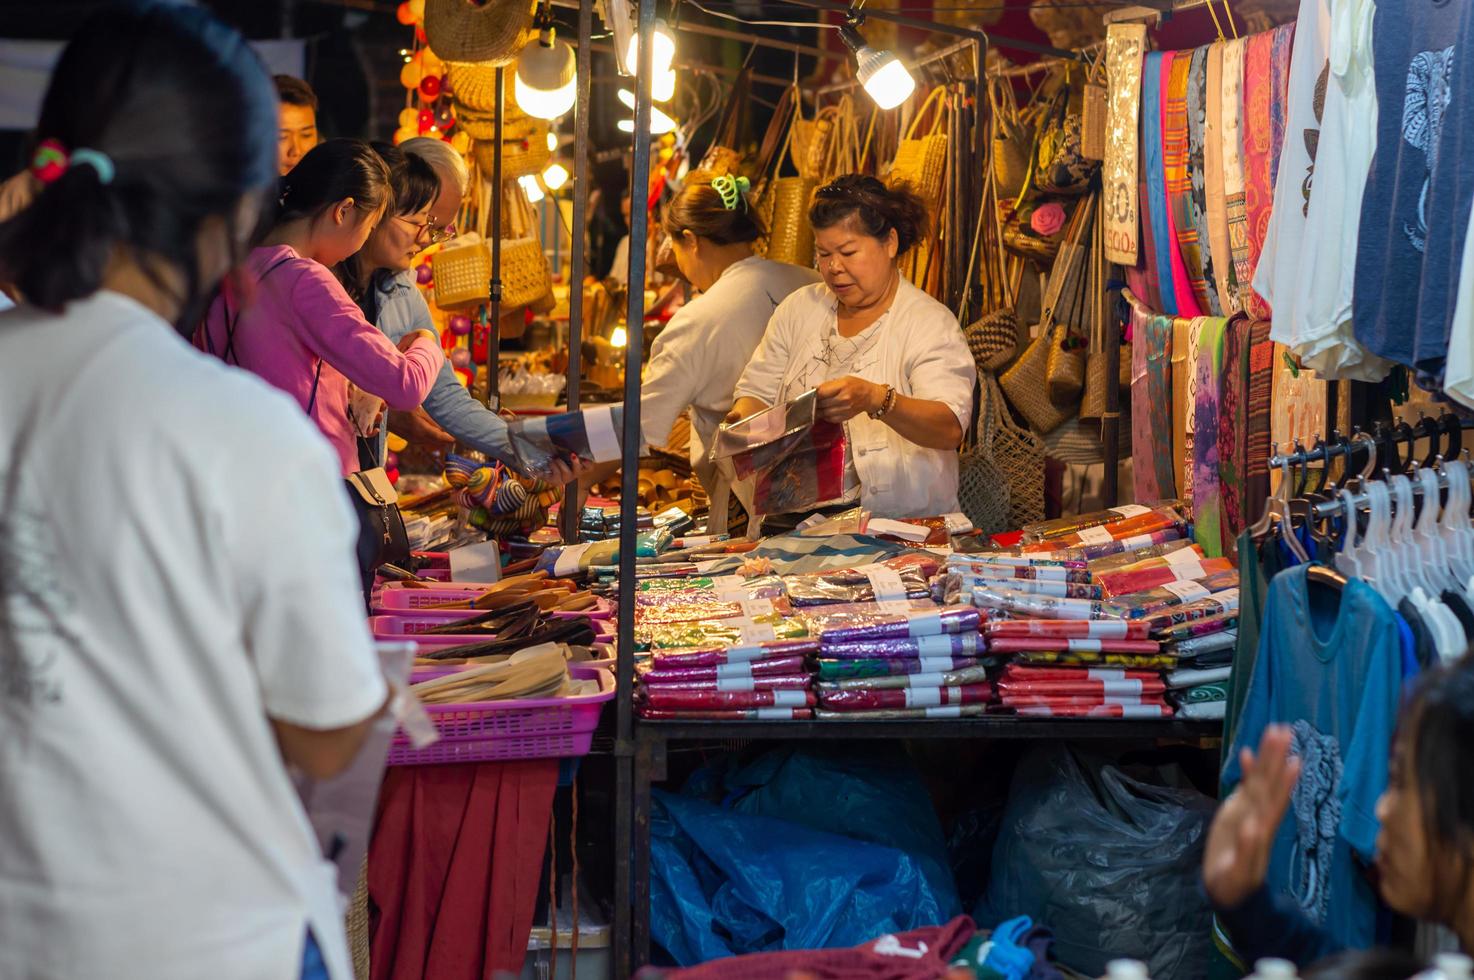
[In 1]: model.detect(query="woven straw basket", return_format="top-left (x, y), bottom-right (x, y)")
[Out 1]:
top-left (472, 133), bottom-right (549, 179)
top-left (432, 237), bottom-right (551, 310)
top-left (1001, 318), bottom-right (1076, 434)
top-left (759, 176), bottom-right (817, 268)
top-left (425, 0), bottom-right (536, 65)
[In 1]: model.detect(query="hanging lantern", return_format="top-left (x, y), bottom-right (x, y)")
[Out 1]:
top-left (417, 108), bottom-right (435, 133)
top-left (450, 347), bottom-right (473, 370)
top-left (400, 60), bottom-right (422, 90)
top-left (393, 125), bottom-right (418, 145)
top-left (449, 314), bottom-right (473, 336)
top-left (407, 0), bottom-right (426, 20)
top-left (396, 2), bottom-right (416, 26)
top-left (418, 74), bottom-right (442, 100)
top-left (398, 107), bottom-right (419, 130)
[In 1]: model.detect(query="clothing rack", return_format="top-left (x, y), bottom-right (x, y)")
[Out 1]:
top-left (1305, 465), bottom-right (1467, 521)
top-left (1267, 414), bottom-right (1473, 475)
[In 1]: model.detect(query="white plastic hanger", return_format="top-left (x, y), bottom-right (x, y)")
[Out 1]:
top-left (1444, 461), bottom-right (1474, 581)
top-left (1364, 481), bottom-right (1399, 602)
top-left (1413, 465), bottom-right (1453, 590)
top-left (1335, 486), bottom-right (1366, 580)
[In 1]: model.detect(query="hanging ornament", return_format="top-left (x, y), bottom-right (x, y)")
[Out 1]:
top-left (398, 107), bottom-right (419, 130)
top-left (393, 126), bottom-right (418, 145)
top-left (454, 367), bottom-right (472, 388)
top-left (450, 347), bottom-right (473, 370)
top-left (418, 74), bottom-right (442, 101)
top-left (417, 108), bottom-right (435, 133)
top-left (400, 60), bottom-right (422, 91)
top-left (416, 263), bottom-right (434, 285)
top-left (449, 314), bottom-right (473, 336)
top-left (407, 0), bottom-right (426, 20)
top-left (396, 1), bottom-right (416, 25)
top-left (434, 102), bottom-right (456, 132)
top-left (415, 24), bottom-right (427, 44)
top-left (420, 45), bottom-right (443, 77)
top-left (386, 451), bottom-right (401, 470)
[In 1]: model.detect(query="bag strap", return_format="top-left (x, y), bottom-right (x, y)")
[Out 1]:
top-left (305, 358), bottom-right (326, 416)
top-left (753, 84), bottom-right (797, 178)
top-left (219, 254), bottom-right (296, 366)
top-left (903, 85), bottom-right (949, 140)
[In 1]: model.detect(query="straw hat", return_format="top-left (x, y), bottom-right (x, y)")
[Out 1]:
top-left (424, 0), bottom-right (538, 65)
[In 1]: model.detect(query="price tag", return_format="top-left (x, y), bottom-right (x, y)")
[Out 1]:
top-left (715, 674), bottom-right (757, 692)
top-left (924, 705), bottom-right (963, 719)
top-left (723, 645), bottom-right (766, 662)
top-left (1161, 579), bottom-right (1210, 601)
top-left (755, 707), bottom-right (798, 720)
top-left (915, 634), bottom-right (956, 656)
top-left (916, 656), bottom-right (960, 672)
top-left (714, 661), bottom-right (756, 680)
top-left (737, 622), bottom-right (777, 645)
top-left (1213, 588), bottom-right (1242, 612)
top-left (1066, 639), bottom-right (1104, 652)
top-left (694, 559), bottom-right (725, 573)
top-left (856, 562), bottom-right (907, 601)
top-left (1078, 525), bottom-right (1115, 546)
top-left (739, 599), bottom-right (775, 618)
top-left (878, 600), bottom-right (914, 616)
top-left (1165, 546), bottom-right (1205, 567)
top-left (770, 689), bottom-right (807, 708)
top-left (906, 608), bottom-right (945, 637)
top-left (1109, 504), bottom-right (1152, 519)
top-left (710, 574), bottom-right (745, 591)
top-left (553, 542), bottom-right (592, 577)
top-left (1164, 560), bottom-right (1206, 581)
top-left (1085, 667), bottom-right (1126, 680)
top-left (904, 687), bottom-right (943, 708)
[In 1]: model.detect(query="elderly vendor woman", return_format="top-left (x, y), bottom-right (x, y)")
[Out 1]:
top-left (726, 174), bottom-right (977, 524)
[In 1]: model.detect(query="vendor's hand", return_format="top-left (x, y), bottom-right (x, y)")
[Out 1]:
top-left (816, 376), bottom-right (885, 423)
top-left (545, 453), bottom-right (594, 486)
top-left (725, 397), bottom-right (769, 426)
top-left (397, 329), bottom-right (439, 353)
top-left (388, 408), bottom-right (456, 449)
top-left (1203, 724), bottom-right (1301, 909)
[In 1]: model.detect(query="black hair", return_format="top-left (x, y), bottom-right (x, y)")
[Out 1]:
top-left (336, 141), bottom-right (439, 299)
top-left (1398, 661), bottom-right (1474, 915)
top-left (0, 3), bottom-right (278, 328)
top-left (1302, 949), bottom-right (1427, 980)
top-left (809, 174), bottom-right (930, 255)
top-left (276, 138), bottom-right (391, 227)
top-left (662, 172), bottom-right (765, 246)
top-left (274, 74), bottom-right (319, 112)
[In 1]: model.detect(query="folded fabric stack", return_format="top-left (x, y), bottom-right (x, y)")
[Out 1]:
top-left (983, 620), bottom-right (1173, 718)
top-left (804, 600), bottom-right (990, 720)
top-left (636, 638), bottom-right (820, 720)
top-left (580, 504), bottom-right (655, 541)
top-left (1164, 665), bottom-right (1232, 720)
top-left (784, 552), bottom-right (942, 607)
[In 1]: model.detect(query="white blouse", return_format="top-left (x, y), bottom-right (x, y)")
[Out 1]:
top-left (733, 277), bottom-right (976, 519)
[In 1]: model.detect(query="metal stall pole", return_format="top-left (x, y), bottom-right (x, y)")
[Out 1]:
top-left (559, 0), bottom-right (595, 545)
top-left (612, 0), bottom-right (656, 972)
top-left (488, 67), bottom-right (505, 408)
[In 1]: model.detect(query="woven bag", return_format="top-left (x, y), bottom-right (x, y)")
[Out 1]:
top-left (1079, 349), bottom-right (1112, 422)
top-left (1034, 76), bottom-right (1098, 197)
top-left (966, 310), bottom-right (1021, 372)
top-left (791, 104), bottom-right (836, 181)
top-left (1001, 318), bottom-right (1075, 434)
top-left (698, 70), bottom-right (753, 177)
top-left (432, 237), bottom-right (551, 310)
top-left (990, 78), bottom-right (1033, 202)
top-left (760, 176), bottom-right (817, 267)
top-left (957, 377), bottom-right (1012, 537)
top-left (425, 0), bottom-right (536, 64)
top-left (472, 131), bottom-right (549, 180)
top-left (498, 237), bottom-right (553, 309)
top-left (1047, 338), bottom-right (1086, 403)
top-left (889, 86), bottom-right (950, 207)
top-left (987, 371), bottom-right (1047, 527)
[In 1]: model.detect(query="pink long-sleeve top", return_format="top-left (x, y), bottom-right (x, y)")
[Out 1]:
top-left (199, 245), bottom-right (442, 475)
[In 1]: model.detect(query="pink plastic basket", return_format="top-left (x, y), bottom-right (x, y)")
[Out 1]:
top-left (373, 586), bottom-right (509, 611)
top-left (387, 664), bottom-right (613, 766)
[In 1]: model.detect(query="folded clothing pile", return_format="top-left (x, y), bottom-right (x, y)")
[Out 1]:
top-left (636, 638), bottom-right (819, 720)
top-left (982, 619), bottom-right (1173, 718)
top-left (579, 504), bottom-right (654, 540)
top-left (1164, 665), bottom-right (1231, 720)
top-left (784, 552), bottom-right (942, 607)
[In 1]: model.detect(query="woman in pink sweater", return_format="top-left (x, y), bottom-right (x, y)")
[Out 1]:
top-left (200, 139), bottom-right (442, 474)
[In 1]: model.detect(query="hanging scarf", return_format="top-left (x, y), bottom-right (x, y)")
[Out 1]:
top-left (1142, 52), bottom-right (1175, 315)
top-left (1127, 289), bottom-right (1177, 500)
top-left (1184, 46), bottom-right (1222, 314)
top-left (1240, 29), bottom-right (1279, 321)
top-left (1268, 22), bottom-right (1297, 190)
top-left (1204, 43), bottom-right (1235, 318)
top-left (1217, 314), bottom-right (1250, 548)
top-left (1193, 317), bottom-right (1228, 558)
top-left (1221, 37), bottom-right (1249, 315)
top-left (1244, 320), bottom-right (1274, 523)
top-left (1165, 52), bottom-right (1206, 317)
top-left (1105, 23), bottom-right (1148, 267)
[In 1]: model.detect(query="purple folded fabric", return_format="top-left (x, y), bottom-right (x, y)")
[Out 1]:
top-left (818, 632), bottom-right (983, 660)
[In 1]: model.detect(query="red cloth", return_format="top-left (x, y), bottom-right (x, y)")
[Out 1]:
top-left (368, 760), bottom-right (558, 980)
top-left (645, 916), bottom-right (977, 979)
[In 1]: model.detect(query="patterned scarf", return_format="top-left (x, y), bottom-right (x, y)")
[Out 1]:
top-left (1217, 314), bottom-right (1250, 550)
top-left (1193, 317), bottom-right (1228, 558)
top-left (1244, 320), bottom-right (1274, 524)
top-left (1165, 52), bottom-right (1206, 317)
top-left (1185, 46), bottom-right (1223, 315)
top-left (1126, 290), bottom-right (1178, 501)
top-left (1268, 22), bottom-right (1297, 190)
top-left (1220, 37), bottom-right (1249, 315)
top-left (1104, 23), bottom-right (1147, 267)
top-left (1241, 30), bottom-right (1278, 320)
top-left (1182, 317), bottom-right (1205, 502)
top-left (1204, 43), bottom-right (1235, 318)
top-left (1142, 52), bottom-right (1175, 316)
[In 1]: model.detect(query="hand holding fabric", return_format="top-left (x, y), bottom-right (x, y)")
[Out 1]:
top-left (815, 376), bottom-right (884, 423)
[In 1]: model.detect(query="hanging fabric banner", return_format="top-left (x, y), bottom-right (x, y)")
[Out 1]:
top-left (1104, 23), bottom-right (1147, 266)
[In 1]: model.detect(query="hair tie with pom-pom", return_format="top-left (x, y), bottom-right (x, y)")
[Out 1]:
top-left (31, 140), bottom-right (114, 185)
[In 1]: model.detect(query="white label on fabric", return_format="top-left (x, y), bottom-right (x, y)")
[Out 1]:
top-left (582, 404), bottom-right (624, 462)
top-left (1031, 566), bottom-right (1070, 582)
top-left (957, 632), bottom-right (979, 653)
top-left (1109, 504), bottom-right (1152, 519)
top-left (755, 707), bottom-right (796, 720)
top-left (739, 599), bottom-right (775, 618)
top-left (857, 563), bottom-right (908, 601)
top-left (1099, 679), bottom-right (1145, 696)
top-left (1164, 546), bottom-right (1205, 567)
top-left (710, 575), bottom-right (745, 591)
top-left (907, 609), bottom-right (945, 637)
top-left (694, 559), bottom-right (725, 573)
top-left (878, 600), bottom-right (915, 616)
top-left (715, 675), bottom-right (757, 692)
top-left (1165, 560), bottom-right (1206, 581)
top-left (904, 687), bottom-right (943, 708)
top-left (868, 518), bottom-right (932, 542)
top-left (737, 622), bottom-right (777, 644)
top-left (714, 662), bottom-right (756, 680)
top-left (924, 706), bottom-right (963, 719)
top-left (1078, 525), bottom-right (1115, 545)
top-left (1214, 588), bottom-right (1242, 611)
top-left (904, 672), bottom-right (949, 687)
top-left (723, 645), bottom-right (767, 662)
top-left (715, 590), bottom-right (751, 602)
top-left (915, 634), bottom-right (956, 655)
top-left (1162, 580), bottom-right (1211, 601)
top-left (1085, 668), bottom-right (1126, 680)
top-left (916, 657), bottom-right (960, 672)
top-left (677, 535), bottom-right (720, 549)
top-left (1088, 621), bottom-right (1130, 639)
top-left (770, 689), bottom-right (807, 707)
top-left (1068, 639), bottom-right (1104, 652)
top-left (553, 542), bottom-right (593, 577)
top-left (942, 512), bottom-right (973, 534)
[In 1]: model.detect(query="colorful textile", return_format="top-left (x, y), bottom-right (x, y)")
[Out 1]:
top-left (991, 701), bottom-right (1172, 718)
top-left (1164, 52), bottom-right (1206, 317)
top-left (1105, 23), bottom-right (1148, 266)
top-left (986, 618), bottom-right (1153, 639)
top-left (1142, 52), bottom-right (1175, 315)
top-left (641, 688), bottom-right (816, 710)
top-left (1181, 318), bottom-right (1203, 501)
top-left (1185, 46), bottom-right (1222, 314)
top-left (1127, 290), bottom-right (1177, 500)
top-left (819, 633), bottom-right (983, 659)
top-left (1193, 317), bottom-right (1229, 557)
top-left (817, 665), bottom-right (992, 692)
top-left (816, 656), bottom-right (980, 680)
top-left (1244, 320), bottom-right (1274, 521)
top-left (988, 637), bottom-right (1162, 654)
top-left (1217, 316), bottom-right (1246, 545)
top-left (1241, 30), bottom-right (1280, 320)
top-left (638, 708), bottom-right (814, 720)
top-left (506, 405), bottom-right (628, 481)
top-left (818, 683), bottom-right (992, 711)
top-left (1204, 43), bottom-right (1234, 318)
top-left (1221, 37), bottom-right (1249, 315)
top-left (1016, 650), bottom-right (1178, 669)
top-left (1268, 23), bottom-right (1297, 190)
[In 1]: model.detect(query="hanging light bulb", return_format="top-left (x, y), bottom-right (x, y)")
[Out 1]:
top-left (514, 28), bottom-right (576, 120)
top-left (652, 66), bottom-right (676, 103)
top-left (621, 19), bottom-right (676, 76)
top-left (542, 162), bottom-right (570, 191)
top-left (838, 20), bottom-right (916, 110)
top-left (518, 174), bottom-right (545, 202)
top-left (610, 325), bottom-right (628, 348)
top-left (617, 89), bottom-right (678, 134)
top-left (546, 131), bottom-right (558, 152)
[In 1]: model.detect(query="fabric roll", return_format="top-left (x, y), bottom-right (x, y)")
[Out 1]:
top-left (1164, 51), bottom-right (1206, 317)
top-left (1241, 29), bottom-right (1281, 320)
top-left (1221, 37), bottom-right (1250, 315)
top-left (1142, 52), bottom-right (1175, 315)
top-left (1204, 42), bottom-right (1235, 318)
top-left (1106, 23), bottom-right (1148, 267)
top-left (1185, 46), bottom-right (1223, 314)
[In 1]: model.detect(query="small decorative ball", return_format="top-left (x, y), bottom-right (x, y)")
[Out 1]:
top-left (385, 451), bottom-right (400, 470)
top-left (417, 108), bottom-right (435, 133)
top-left (418, 74), bottom-right (442, 101)
top-left (407, 0), bottom-right (426, 20)
top-left (392, 126), bottom-right (417, 146)
top-left (449, 314), bottom-right (472, 336)
top-left (399, 61), bottom-right (422, 90)
top-left (435, 104), bottom-right (456, 132)
top-left (398, 107), bottom-right (419, 130)
top-left (469, 507), bottom-right (490, 528)
top-left (450, 347), bottom-right (472, 369)
top-left (494, 480), bottom-right (529, 514)
top-left (396, 1), bottom-right (416, 25)
top-left (416, 263), bottom-right (434, 285)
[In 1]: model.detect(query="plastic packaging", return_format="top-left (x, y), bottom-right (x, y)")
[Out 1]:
top-left (817, 683), bottom-right (993, 711)
top-left (634, 595), bottom-right (793, 627)
top-left (710, 389), bottom-right (851, 515)
top-left (640, 687), bottom-right (817, 710)
top-left (986, 619), bottom-right (1153, 640)
top-left (977, 745), bottom-right (1214, 977)
top-left (783, 552), bottom-right (941, 606)
top-left (636, 613), bottom-right (809, 651)
top-left (964, 527), bottom-right (1188, 564)
top-left (988, 637), bottom-right (1161, 654)
top-left (638, 707), bottom-right (814, 720)
top-left (1145, 609), bottom-right (1240, 641)
top-left (1100, 576), bottom-right (1240, 620)
top-left (638, 674), bottom-right (813, 694)
top-left (506, 404), bottom-right (630, 481)
top-left (1019, 504), bottom-right (1184, 547)
top-left (816, 656), bottom-right (980, 681)
top-left (638, 656), bottom-right (812, 686)
top-left (1095, 556), bottom-right (1234, 599)
top-left (946, 559), bottom-right (1094, 583)
top-left (994, 703), bottom-right (1172, 718)
top-left (646, 638), bottom-right (819, 670)
top-left (953, 575), bottom-right (1104, 601)
top-left (801, 600), bottom-right (982, 643)
top-left (815, 705), bottom-right (988, 719)
top-left (816, 665), bottom-right (992, 692)
top-left (966, 584), bottom-right (1118, 621)
top-left (820, 632), bottom-right (983, 659)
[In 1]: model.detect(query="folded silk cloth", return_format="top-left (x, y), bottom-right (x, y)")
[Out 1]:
top-left (1165, 666), bottom-right (1232, 689)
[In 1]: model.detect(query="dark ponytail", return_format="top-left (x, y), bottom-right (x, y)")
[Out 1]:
top-left (809, 174), bottom-right (930, 255)
top-left (0, 3), bottom-right (278, 326)
top-left (277, 139), bottom-right (393, 228)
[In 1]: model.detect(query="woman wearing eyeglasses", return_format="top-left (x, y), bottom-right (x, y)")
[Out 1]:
top-left (727, 174), bottom-right (976, 525)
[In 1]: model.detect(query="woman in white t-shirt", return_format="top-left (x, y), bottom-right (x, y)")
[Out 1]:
top-left (728, 175), bottom-right (976, 525)
top-left (0, 8), bottom-right (385, 980)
